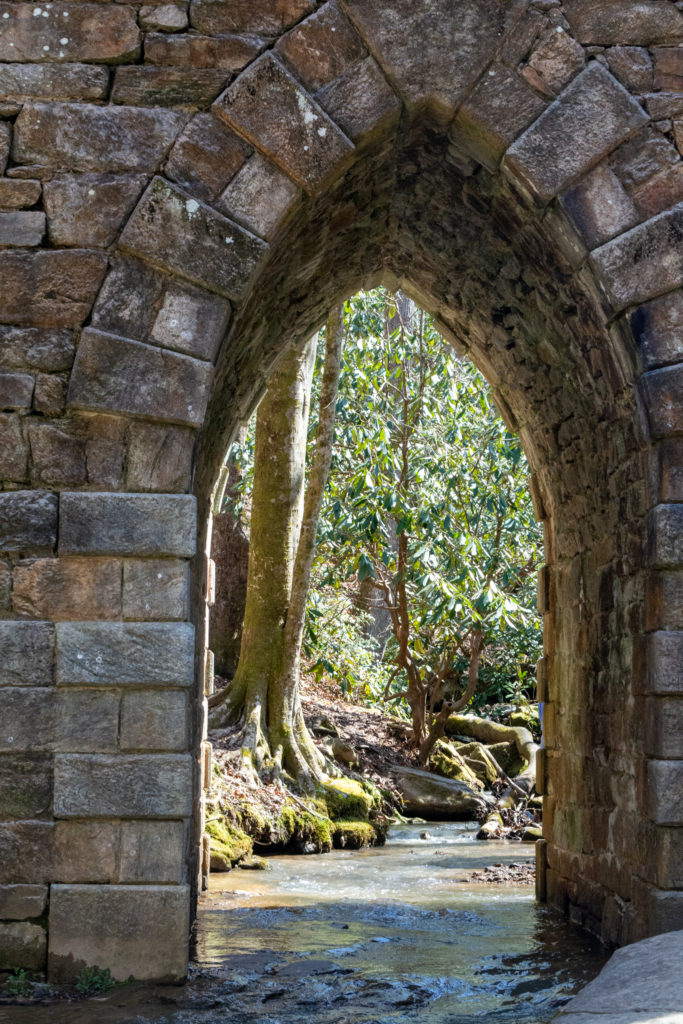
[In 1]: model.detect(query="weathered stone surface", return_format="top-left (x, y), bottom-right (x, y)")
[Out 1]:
top-left (190, 0), bottom-right (314, 35)
top-left (0, 178), bottom-right (41, 209)
top-left (564, 1), bottom-right (683, 46)
top-left (649, 503), bottom-right (683, 567)
top-left (562, 163), bottom-right (639, 248)
top-left (13, 557), bottom-right (121, 620)
top-left (0, 62), bottom-right (109, 101)
top-left (0, 121), bottom-right (8, 174)
top-left (90, 255), bottom-right (167, 342)
top-left (0, 822), bottom-right (116, 884)
top-left (630, 289), bottom-right (683, 369)
top-left (0, 4), bottom-right (140, 63)
top-left (28, 421), bottom-right (86, 487)
top-left (55, 691), bottom-right (119, 755)
top-left (67, 328), bottom-right (213, 427)
top-left (55, 621), bottom-right (195, 686)
top-left (48, 884), bottom-right (190, 982)
top-left (0, 371), bottom-right (34, 409)
top-left (213, 53), bottom-right (354, 192)
top-left (0, 754), bottom-right (52, 820)
top-left (112, 67), bottom-right (228, 109)
top-left (393, 766), bottom-right (488, 818)
top-left (591, 205), bottom-right (683, 312)
top-left (0, 689), bottom-right (54, 753)
top-left (653, 46), bottom-right (683, 91)
top-left (44, 173), bottom-right (147, 248)
top-left (647, 761), bottom-right (683, 826)
top-left (642, 365), bottom-right (683, 439)
top-left (150, 280), bottom-right (231, 359)
top-left (646, 631), bottom-right (683, 694)
top-left (0, 560), bottom-right (9, 611)
top-left (652, 438), bottom-right (683, 503)
top-left (0, 885), bottom-right (47, 920)
top-left (0, 491), bottom-right (57, 554)
top-left (0, 412), bottom-right (28, 481)
top-left (54, 754), bottom-right (193, 817)
top-left (316, 55), bottom-right (400, 143)
top-left (631, 162), bottom-right (683, 220)
top-left (0, 327), bottom-right (74, 372)
top-left (0, 621), bottom-right (54, 687)
top-left (59, 493), bottom-right (196, 557)
top-left (145, 31), bottom-right (263, 72)
top-left (122, 559), bottom-right (190, 620)
top-left (120, 177), bottom-right (267, 299)
top-left (645, 91), bottom-right (683, 121)
top-left (0, 250), bottom-right (107, 327)
top-left (645, 697), bottom-right (683, 758)
top-left (646, 570), bottom-right (683, 631)
top-left (165, 112), bottom-right (251, 203)
top-left (124, 421), bottom-right (196, 492)
top-left (13, 103), bottom-right (188, 173)
top-left (140, 4), bottom-right (188, 32)
top-left (276, 1), bottom-right (366, 93)
top-left (605, 46), bottom-right (654, 94)
top-left (610, 128), bottom-right (680, 189)
top-left (524, 26), bottom-right (586, 96)
top-left (452, 64), bottom-right (547, 169)
top-left (120, 690), bottom-right (188, 751)
top-left (504, 62), bottom-right (648, 203)
top-left (0, 921), bottom-right (46, 972)
top-left (217, 151), bottom-right (300, 240)
top-left (0, 210), bottom-right (45, 246)
top-left (119, 820), bottom-right (186, 883)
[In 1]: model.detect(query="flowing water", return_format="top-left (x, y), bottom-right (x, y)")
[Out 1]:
top-left (0, 822), bottom-right (609, 1023)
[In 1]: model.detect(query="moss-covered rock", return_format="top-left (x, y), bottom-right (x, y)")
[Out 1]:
top-left (319, 777), bottom-right (380, 821)
top-left (508, 705), bottom-right (541, 740)
top-left (206, 818), bottom-right (252, 871)
top-left (277, 804), bottom-right (333, 853)
top-left (332, 819), bottom-right (376, 849)
top-left (488, 741), bottom-right (526, 777)
top-left (452, 741), bottom-right (499, 786)
top-left (430, 740), bottom-right (484, 791)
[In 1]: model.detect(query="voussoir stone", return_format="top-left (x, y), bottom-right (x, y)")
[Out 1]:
top-left (149, 280), bottom-right (231, 360)
top-left (276, 0), bottom-right (367, 93)
top-left (213, 52), bottom-right (354, 192)
top-left (0, 250), bottom-right (107, 327)
top-left (119, 177), bottom-right (267, 299)
top-left (0, 3), bottom-right (140, 63)
top-left (164, 113), bottom-right (252, 203)
top-left (564, 1), bottom-right (683, 47)
top-left (629, 289), bottom-right (683, 369)
top-left (54, 754), bottom-right (193, 818)
top-left (13, 103), bottom-right (189, 173)
top-left (504, 62), bottom-right (648, 203)
top-left (190, 0), bottom-right (315, 35)
top-left (0, 621), bottom-right (54, 687)
top-left (646, 631), bottom-right (683, 694)
top-left (217, 150), bottom-right (301, 241)
top-left (561, 162), bottom-right (639, 249)
top-left (67, 327), bottom-right (213, 427)
top-left (649, 503), bottom-right (683, 567)
top-left (55, 621), bottom-right (195, 686)
top-left (0, 491), bottom-right (57, 554)
top-left (642, 365), bottom-right (683, 439)
top-left (0, 885), bottom-right (48, 920)
top-left (0, 63), bottom-right (109, 101)
top-left (316, 55), bottom-right (400, 144)
top-left (44, 174), bottom-right (148, 248)
top-left (59, 492), bottom-right (196, 557)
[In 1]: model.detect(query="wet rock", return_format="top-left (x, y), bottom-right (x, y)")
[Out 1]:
top-left (392, 766), bottom-right (489, 819)
top-left (238, 856), bottom-right (269, 870)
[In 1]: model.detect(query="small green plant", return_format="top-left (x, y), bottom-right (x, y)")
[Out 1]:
top-left (5, 968), bottom-right (32, 997)
top-left (75, 965), bottom-right (114, 995)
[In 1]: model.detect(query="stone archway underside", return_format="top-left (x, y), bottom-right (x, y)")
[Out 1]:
top-left (0, 0), bottom-right (681, 982)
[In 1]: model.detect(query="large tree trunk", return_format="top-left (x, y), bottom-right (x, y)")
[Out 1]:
top-left (210, 432), bottom-right (249, 679)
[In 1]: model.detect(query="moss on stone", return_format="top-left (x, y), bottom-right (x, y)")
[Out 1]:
top-left (488, 741), bottom-right (526, 777)
top-left (509, 706), bottom-right (541, 740)
top-left (332, 819), bottom-right (376, 849)
top-left (430, 740), bottom-right (484, 790)
top-left (206, 817), bottom-right (252, 871)
top-left (277, 804), bottom-right (333, 852)
top-left (319, 777), bottom-right (381, 821)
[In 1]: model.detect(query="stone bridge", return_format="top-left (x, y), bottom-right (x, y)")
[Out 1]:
top-left (0, 0), bottom-right (681, 984)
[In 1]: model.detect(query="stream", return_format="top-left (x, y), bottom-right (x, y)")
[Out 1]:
top-left (0, 822), bottom-right (609, 1023)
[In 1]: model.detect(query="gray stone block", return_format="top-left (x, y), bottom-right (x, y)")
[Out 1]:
top-left (630, 289), bottom-right (683, 371)
top-left (0, 490), bottom-right (58, 554)
top-left (0, 884), bottom-right (47, 920)
top-left (647, 631), bottom-right (683, 694)
top-left (59, 492), bottom-right (197, 557)
top-left (0, 921), bottom-right (46, 972)
top-left (647, 760), bottom-right (683, 825)
top-left (649, 504), bottom-right (683, 567)
top-left (55, 621), bottom-right (195, 686)
top-left (0, 250), bottom-right (107, 328)
top-left (642, 365), bottom-right (683, 439)
top-left (122, 559), bottom-right (190, 620)
top-left (0, 210), bottom-right (45, 247)
top-left (0, 689), bottom-right (55, 753)
top-left (0, 62), bottom-right (109, 101)
top-left (149, 280), bottom-right (231, 361)
top-left (55, 691), bottom-right (119, 754)
top-left (44, 173), bottom-right (148, 249)
top-left (0, 2), bottom-right (140, 63)
top-left (217, 150), bottom-right (301, 241)
top-left (119, 820), bottom-right (186, 883)
top-left (0, 371), bottom-right (34, 410)
top-left (54, 754), bottom-right (193, 817)
top-left (0, 327), bottom-right (75, 373)
top-left (120, 690), bottom-right (188, 751)
top-left (0, 754), bottom-right (52, 820)
top-left (316, 55), bottom-right (400, 144)
top-left (645, 697), bottom-right (683, 759)
top-left (0, 621), bottom-right (54, 686)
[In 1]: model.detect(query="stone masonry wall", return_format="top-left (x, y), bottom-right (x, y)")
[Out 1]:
top-left (0, 0), bottom-right (681, 982)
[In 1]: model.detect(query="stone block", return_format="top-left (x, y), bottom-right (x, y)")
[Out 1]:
top-left (119, 820), bottom-right (186, 883)
top-left (190, 0), bottom-right (314, 35)
top-left (524, 26), bottom-right (585, 96)
top-left (591, 205), bottom-right (683, 313)
top-left (140, 4), bottom-right (188, 32)
top-left (67, 328), bottom-right (212, 427)
top-left (652, 439), bottom-right (683, 503)
top-left (645, 697), bottom-right (683, 758)
top-left (642, 365), bottom-right (683, 439)
top-left (0, 327), bottom-right (75, 372)
top-left (606, 46), bottom-right (654, 94)
top-left (217, 150), bottom-right (300, 241)
top-left (0, 754), bottom-right (52, 820)
top-left (0, 885), bottom-right (47, 920)
top-left (649, 504), bottom-right (683, 567)
top-left (0, 62), bottom-right (109, 101)
top-left (54, 754), bottom-right (193, 817)
top-left (647, 760), bottom-right (683, 825)
top-left (145, 31), bottom-right (263, 72)
top-left (213, 53), bottom-right (354, 192)
top-left (561, 163), bottom-right (639, 249)
top-left (0, 178), bottom-right (41, 209)
top-left (59, 492), bottom-right (196, 557)
top-left (28, 421), bottom-right (86, 487)
top-left (124, 422), bottom-right (196, 492)
top-left (0, 921), bottom-right (46, 972)
top-left (0, 3), bottom-right (139, 63)
top-left (0, 371), bottom-right (34, 409)
top-left (13, 556), bottom-right (122, 622)
top-left (611, 129), bottom-right (682, 191)
top-left (0, 560), bottom-right (9, 611)
top-left (90, 255), bottom-right (167, 343)
top-left (316, 55), bottom-right (400, 143)
top-left (654, 46), bottom-right (683, 92)
top-left (48, 884), bottom-right (190, 982)
top-left (44, 173), bottom-right (147, 248)
top-left (0, 121), bottom-right (8, 174)
top-left (119, 176), bottom-right (267, 301)
top-left (0, 824), bottom-right (53, 884)
top-left (632, 162), bottom-right (683, 220)
top-left (52, 822), bottom-right (117, 883)
top-left (646, 631), bottom-right (683, 694)
top-left (0, 621), bottom-right (54, 687)
top-left (276, 1), bottom-right (366, 93)
top-left (0, 412), bottom-right (28, 482)
top-left (80, 413), bottom-right (127, 491)
top-left (13, 103), bottom-right (188, 173)
top-left (0, 250), bottom-right (107, 327)
top-left (165, 112), bottom-right (252, 203)
top-left (344, 0), bottom-right (524, 116)
top-left (149, 280), bottom-right (231, 360)
top-left (452, 64), bottom-right (547, 170)
top-left (504, 62), bottom-right (648, 203)
top-left (0, 689), bottom-right (54, 753)
top-left (0, 210), bottom-right (45, 246)
top-left (122, 559), bottom-right (190, 620)
top-left (120, 690), bottom-right (188, 751)
top-left (55, 690), bottom-right (119, 755)
top-left (55, 621), bottom-right (195, 687)
top-left (646, 570), bottom-right (683, 631)
top-left (112, 67), bottom-right (229, 109)
top-left (564, 1), bottom-right (683, 46)
top-left (0, 491), bottom-right (58, 554)
top-left (629, 288), bottom-right (683, 370)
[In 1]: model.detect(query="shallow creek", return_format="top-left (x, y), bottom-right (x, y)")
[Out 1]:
top-left (1, 822), bottom-right (609, 1023)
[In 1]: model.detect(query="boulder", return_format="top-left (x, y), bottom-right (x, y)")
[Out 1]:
top-left (393, 766), bottom-right (489, 819)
